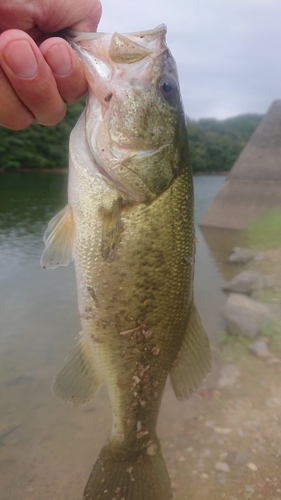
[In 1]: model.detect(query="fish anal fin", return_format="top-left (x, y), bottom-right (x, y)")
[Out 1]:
top-left (101, 198), bottom-right (123, 262)
top-left (170, 302), bottom-right (211, 400)
top-left (52, 333), bottom-right (101, 407)
top-left (40, 205), bottom-right (74, 269)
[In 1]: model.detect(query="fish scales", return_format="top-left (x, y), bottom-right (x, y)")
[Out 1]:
top-left (72, 153), bottom-right (193, 433)
top-left (41, 24), bottom-right (210, 500)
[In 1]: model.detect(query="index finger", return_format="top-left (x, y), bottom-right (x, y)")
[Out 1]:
top-left (0, 30), bottom-right (66, 126)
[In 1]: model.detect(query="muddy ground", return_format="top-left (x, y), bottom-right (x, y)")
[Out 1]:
top-left (162, 248), bottom-right (281, 500)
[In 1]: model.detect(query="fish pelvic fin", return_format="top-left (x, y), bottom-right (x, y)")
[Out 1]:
top-left (52, 333), bottom-right (102, 407)
top-left (170, 301), bottom-right (211, 400)
top-left (40, 204), bottom-right (74, 269)
top-left (83, 438), bottom-right (173, 500)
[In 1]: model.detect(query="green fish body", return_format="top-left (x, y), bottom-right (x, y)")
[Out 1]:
top-left (41, 25), bottom-right (210, 500)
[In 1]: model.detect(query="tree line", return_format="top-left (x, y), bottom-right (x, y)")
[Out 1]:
top-left (0, 98), bottom-right (262, 173)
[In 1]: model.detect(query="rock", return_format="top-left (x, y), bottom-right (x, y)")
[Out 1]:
top-left (249, 338), bottom-right (271, 358)
top-left (222, 270), bottom-right (264, 295)
top-left (213, 427), bottom-right (232, 435)
top-left (263, 274), bottom-right (279, 289)
top-left (266, 357), bottom-right (281, 366)
top-left (245, 485), bottom-right (255, 494)
top-left (247, 462), bottom-right (258, 471)
top-left (218, 364), bottom-right (241, 388)
top-left (200, 447), bottom-right (212, 458)
top-left (266, 397), bottom-right (281, 408)
top-left (235, 450), bottom-right (252, 465)
top-left (228, 247), bottom-right (256, 263)
top-left (225, 449), bottom-right (252, 466)
top-left (215, 461), bottom-right (230, 472)
top-left (201, 473), bottom-right (209, 479)
top-left (222, 294), bottom-right (281, 339)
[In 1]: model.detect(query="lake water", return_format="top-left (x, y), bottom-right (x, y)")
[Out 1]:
top-left (0, 173), bottom-right (241, 499)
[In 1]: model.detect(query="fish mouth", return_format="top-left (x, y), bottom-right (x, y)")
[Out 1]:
top-left (66, 24), bottom-right (167, 46)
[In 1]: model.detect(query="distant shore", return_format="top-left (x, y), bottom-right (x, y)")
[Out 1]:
top-left (0, 167), bottom-right (228, 175)
top-left (0, 167), bottom-right (68, 173)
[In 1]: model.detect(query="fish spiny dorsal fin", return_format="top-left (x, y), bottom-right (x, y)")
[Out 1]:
top-left (52, 333), bottom-right (102, 407)
top-left (109, 33), bottom-right (153, 63)
top-left (170, 301), bottom-right (211, 400)
top-left (40, 204), bottom-right (74, 269)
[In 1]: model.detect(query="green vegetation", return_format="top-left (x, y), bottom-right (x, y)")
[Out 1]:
top-left (260, 319), bottom-right (280, 338)
top-left (0, 98), bottom-right (85, 169)
top-left (254, 288), bottom-right (281, 303)
top-left (187, 114), bottom-right (262, 173)
top-left (246, 212), bottom-right (281, 250)
top-left (0, 101), bottom-right (262, 171)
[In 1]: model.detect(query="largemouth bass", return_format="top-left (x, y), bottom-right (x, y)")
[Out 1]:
top-left (41, 25), bottom-right (211, 500)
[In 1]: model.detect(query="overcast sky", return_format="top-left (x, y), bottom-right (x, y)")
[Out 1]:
top-left (98, 0), bottom-right (281, 120)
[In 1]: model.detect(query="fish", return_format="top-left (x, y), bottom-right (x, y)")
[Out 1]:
top-left (41, 24), bottom-right (211, 500)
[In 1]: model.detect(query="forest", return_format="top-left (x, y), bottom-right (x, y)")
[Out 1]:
top-left (0, 98), bottom-right (262, 173)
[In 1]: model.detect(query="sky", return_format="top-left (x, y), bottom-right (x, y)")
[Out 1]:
top-left (98, 0), bottom-right (281, 120)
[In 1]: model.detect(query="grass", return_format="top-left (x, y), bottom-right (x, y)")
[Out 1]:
top-left (260, 318), bottom-right (281, 338)
top-left (216, 332), bottom-right (252, 363)
top-left (255, 289), bottom-right (281, 303)
top-left (245, 212), bottom-right (281, 251)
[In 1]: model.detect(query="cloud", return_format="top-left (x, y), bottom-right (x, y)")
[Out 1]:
top-left (98, 0), bottom-right (281, 119)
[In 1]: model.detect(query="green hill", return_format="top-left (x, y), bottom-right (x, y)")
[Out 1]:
top-left (187, 114), bottom-right (262, 173)
top-left (0, 102), bottom-right (262, 172)
top-left (0, 99), bottom-right (85, 169)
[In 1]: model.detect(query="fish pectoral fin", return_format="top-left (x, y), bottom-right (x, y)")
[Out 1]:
top-left (101, 198), bottom-right (122, 262)
top-left (40, 204), bottom-right (74, 269)
top-left (170, 301), bottom-right (211, 400)
top-left (52, 333), bottom-right (102, 407)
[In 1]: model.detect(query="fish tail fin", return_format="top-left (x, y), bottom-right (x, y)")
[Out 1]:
top-left (83, 438), bottom-right (173, 500)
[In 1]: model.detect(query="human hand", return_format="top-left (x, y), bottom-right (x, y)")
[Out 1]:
top-left (0, 0), bottom-right (102, 129)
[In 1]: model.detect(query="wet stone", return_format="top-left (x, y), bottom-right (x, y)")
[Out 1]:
top-left (247, 462), bottom-right (258, 471)
top-left (222, 293), bottom-right (281, 338)
top-left (266, 397), bottom-right (281, 408)
top-left (245, 485), bottom-right (255, 494)
top-left (228, 247), bottom-right (256, 264)
top-left (249, 338), bottom-right (271, 358)
top-left (215, 461), bottom-right (230, 472)
top-left (222, 270), bottom-right (264, 295)
top-left (225, 450), bottom-right (252, 465)
top-left (218, 364), bottom-right (241, 388)
top-left (200, 447), bottom-right (212, 458)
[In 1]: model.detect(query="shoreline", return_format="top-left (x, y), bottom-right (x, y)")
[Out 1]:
top-left (0, 167), bottom-right (68, 174)
top-left (0, 168), bottom-right (228, 176)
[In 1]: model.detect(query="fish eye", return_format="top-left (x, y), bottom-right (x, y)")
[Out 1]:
top-left (158, 75), bottom-right (178, 100)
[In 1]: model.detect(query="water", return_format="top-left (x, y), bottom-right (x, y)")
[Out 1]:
top-left (0, 173), bottom-right (233, 499)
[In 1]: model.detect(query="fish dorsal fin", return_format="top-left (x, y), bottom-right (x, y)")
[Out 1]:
top-left (52, 333), bottom-right (102, 407)
top-left (109, 33), bottom-right (153, 63)
top-left (170, 302), bottom-right (211, 400)
top-left (40, 205), bottom-right (74, 269)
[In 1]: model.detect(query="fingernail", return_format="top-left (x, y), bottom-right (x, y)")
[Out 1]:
top-left (44, 44), bottom-right (73, 76)
top-left (3, 40), bottom-right (38, 78)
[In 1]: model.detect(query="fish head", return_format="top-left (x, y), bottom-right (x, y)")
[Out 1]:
top-left (70, 25), bottom-right (187, 202)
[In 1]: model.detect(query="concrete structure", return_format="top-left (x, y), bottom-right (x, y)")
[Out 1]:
top-left (199, 100), bottom-right (281, 229)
